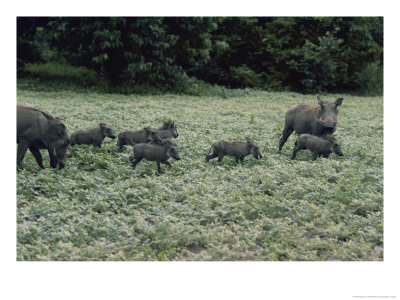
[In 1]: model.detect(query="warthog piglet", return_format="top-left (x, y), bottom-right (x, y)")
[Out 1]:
top-left (206, 140), bottom-right (263, 164)
top-left (117, 121), bottom-right (178, 149)
top-left (70, 123), bottom-right (116, 148)
top-left (130, 142), bottom-right (181, 173)
top-left (291, 134), bottom-right (344, 160)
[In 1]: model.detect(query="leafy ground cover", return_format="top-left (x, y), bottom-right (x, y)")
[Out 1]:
top-left (16, 86), bottom-right (383, 260)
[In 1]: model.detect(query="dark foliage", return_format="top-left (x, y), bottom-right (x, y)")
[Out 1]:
top-left (17, 17), bottom-right (383, 94)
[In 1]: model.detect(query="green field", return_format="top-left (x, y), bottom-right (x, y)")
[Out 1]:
top-left (16, 86), bottom-right (383, 261)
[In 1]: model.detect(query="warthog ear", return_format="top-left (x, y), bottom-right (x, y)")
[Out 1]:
top-left (55, 123), bottom-right (66, 136)
top-left (317, 96), bottom-right (323, 106)
top-left (247, 142), bottom-right (253, 151)
top-left (99, 123), bottom-right (106, 128)
top-left (144, 127), bottom-right (155, 133)
top-left (335, 98), bottom-right (343, 107)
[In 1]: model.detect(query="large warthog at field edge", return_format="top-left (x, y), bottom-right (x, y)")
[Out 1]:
top-left (278, 96), bottom-right (343, 152)
top-left (17, 105), bottom-right (70, 169)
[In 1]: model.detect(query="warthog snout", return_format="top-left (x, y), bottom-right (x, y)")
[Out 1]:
top-left (101, 124), bottom-right (117, 139)
top-left (58, 160), bottom-right (66, 169)
top-left (251, 145), bottom-right (263, 160)
top-left (166, 145), bottom-right (181, 160)
top-left (322, 121), bottom-right (337, 129)
top-left (332, 141), bottom-right (344, 156)
top-left (171, 127), bottom-right (179, 138)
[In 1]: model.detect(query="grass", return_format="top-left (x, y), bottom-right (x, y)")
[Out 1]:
top-left (16, 85), bottom-right (383, 261)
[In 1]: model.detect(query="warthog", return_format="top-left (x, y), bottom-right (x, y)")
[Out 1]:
top-left (70, 123), bottom-right (116, 147)
top-left (17, 105), bottom-right (70, 169)
top-left (130, 140), bottom-right (181, 173)
top-left (117, 121), bottom-right (178, 149)
top-left (206, 140), bottom-right (263, 164)
top-left (291, 134), bottom-right (344, 160)
top-left (279, 96), bottom-right (343, 152)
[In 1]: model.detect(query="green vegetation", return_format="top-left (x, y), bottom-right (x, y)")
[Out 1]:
top-left (17, 85), bottom-right (383, 261)
top-left (18, 17), bottom-right (383, 95)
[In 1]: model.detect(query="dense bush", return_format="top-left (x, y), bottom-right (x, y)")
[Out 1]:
top-left (43, 17), bottom-right (221, 89)
top-left (17, 17), bottom-right (383, 94)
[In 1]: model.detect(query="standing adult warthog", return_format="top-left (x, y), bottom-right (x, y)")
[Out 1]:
top-left (278, 96), bottom-right (343, 152)
top-left (17, 105), bottom-right (70, 169)
top-left (117, 121), bottom-right (178, 149)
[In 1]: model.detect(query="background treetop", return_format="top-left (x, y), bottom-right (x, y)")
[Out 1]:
top-left (17, 17), bottom-right (383, 95)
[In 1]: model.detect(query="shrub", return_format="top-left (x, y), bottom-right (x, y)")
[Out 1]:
top-left (24, 62), bottom-right (102, 87)
top-left (355, 62), bottom-right (383, 95)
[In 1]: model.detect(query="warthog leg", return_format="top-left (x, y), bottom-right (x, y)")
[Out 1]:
top-left (156, 161), bottom-right (162, 173)
top-left (290, 147), bottom-right (299, 160)
top-left (29, 145), bottom-right (45, 169)
top-left (17, 142), bottom-right (29, 167)
top-left (279, 127), bottom-right (294, 152)
top-left (206, 152), bottom-right (218, 162)
top-left (161, 161), bottom-right (172, 168)
top-left (131, 157), bottom-right (142, 169)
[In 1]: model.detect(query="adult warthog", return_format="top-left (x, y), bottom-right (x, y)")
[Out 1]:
top-left (17, 105), bottom-right (70, 169)
top-left (278, 96), bottom-right (343, 152)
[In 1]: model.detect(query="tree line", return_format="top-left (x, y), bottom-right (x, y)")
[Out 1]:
top-left (17, 17), bottom-right (383, 94)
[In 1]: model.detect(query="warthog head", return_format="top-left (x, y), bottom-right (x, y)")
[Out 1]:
top-left (248, 141), bottom-right (263, 159)
top-left (317, 96), bottom-right (343, 134)
top-left (165, 144), bottom-right (181, 160)
top-left (329, 137), bottom-right (344, 156)
top-left (49, 137), bottom-right (69, 169)
top-left (100, 123), bottom-right (117, 139)
top-left (323, 135), bottom-right (344, 157)
top-left (48, 121), bottom-right (70, 169)
top-left (162, 121), bottom-right (179, 138)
